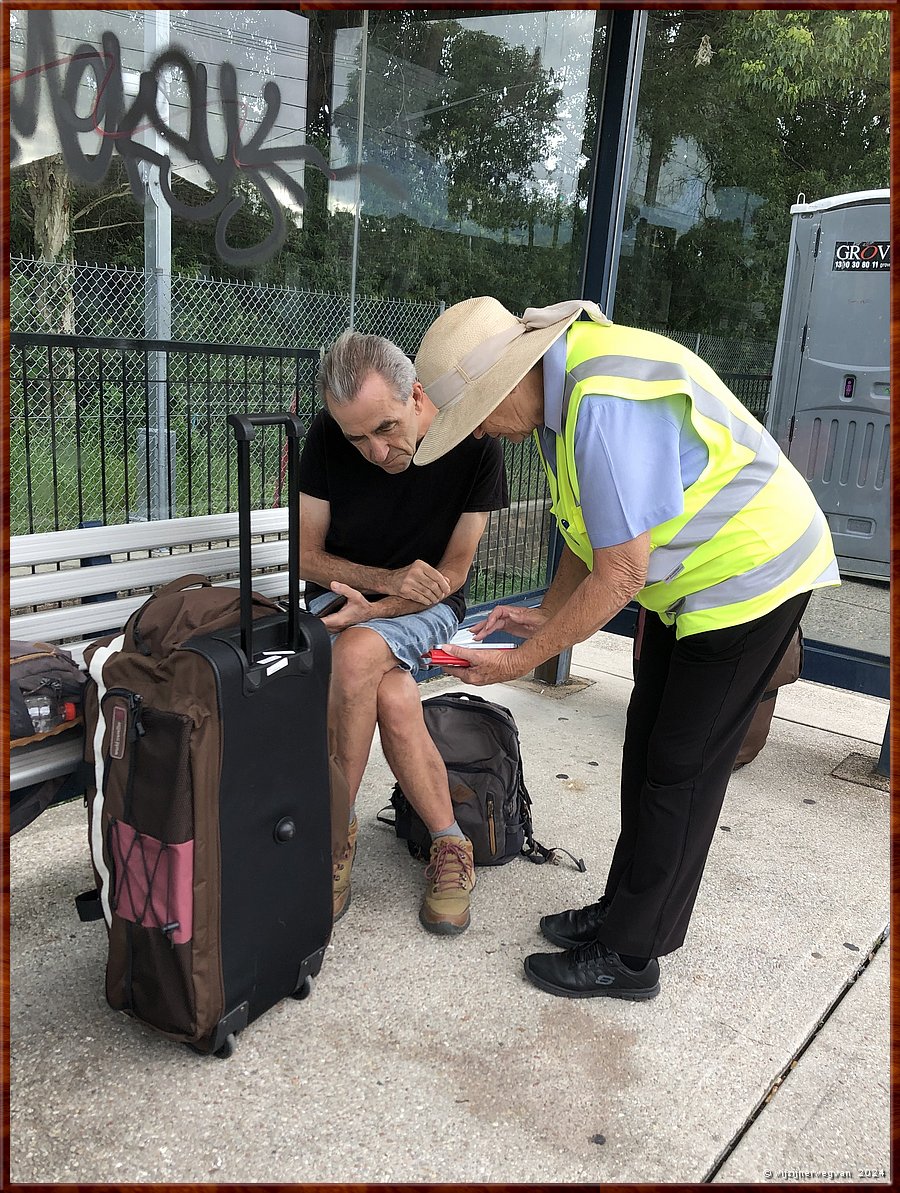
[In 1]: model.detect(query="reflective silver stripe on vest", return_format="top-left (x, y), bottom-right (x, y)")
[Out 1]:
top-left (811, 557), bottom-right (842, 587)
top-left (564, 353), bottom-right (782, 582)
top-left (646, 433), bottom-right (781, 584)
top-left (678, 508), bottom-right (829, 614)
top-left (566, 354), bottom-right (765, 454)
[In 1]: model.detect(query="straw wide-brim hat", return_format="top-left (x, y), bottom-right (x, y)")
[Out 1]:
top-left (413, 296), bottom-right (609, 466)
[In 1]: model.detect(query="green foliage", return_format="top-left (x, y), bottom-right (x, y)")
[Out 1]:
top-left (616, 9), bottom-right (889, 342)
top-left (468, 562), bottom-right (547, 606)
top-left (333, 17), bottom-right (564, 234)
top-left (10, 10), bottom-right (888, 352)
top-left (724, 10), bottom-right (888, 108)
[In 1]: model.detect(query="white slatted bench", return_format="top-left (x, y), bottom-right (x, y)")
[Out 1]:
top-left (10, 510), bottom-right (293, 794)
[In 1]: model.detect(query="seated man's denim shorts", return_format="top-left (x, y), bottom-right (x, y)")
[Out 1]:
top-left (342, 602), bottom-right (460, 673)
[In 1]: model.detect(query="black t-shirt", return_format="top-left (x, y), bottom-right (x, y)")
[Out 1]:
top-left (299, 409), bottom-right (508, 621)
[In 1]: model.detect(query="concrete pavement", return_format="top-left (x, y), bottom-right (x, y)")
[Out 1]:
top-left (8, 629), bottom-right (890, 1183)
top-left (803, 576), bottom-right (889, 657)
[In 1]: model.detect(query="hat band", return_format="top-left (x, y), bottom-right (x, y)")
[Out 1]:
top-left (424, 299), bottom-right (609, 412)
top-left (426, 322), bottom-right (524, 410)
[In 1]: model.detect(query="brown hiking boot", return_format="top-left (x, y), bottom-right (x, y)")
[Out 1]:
top-left (419, 835), bottom-right (476, 935)
top-left (333, 814), bottom-right (358, 921)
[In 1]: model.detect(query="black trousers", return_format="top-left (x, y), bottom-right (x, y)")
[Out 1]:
top-left (599, 591), bottom-right (811, 959)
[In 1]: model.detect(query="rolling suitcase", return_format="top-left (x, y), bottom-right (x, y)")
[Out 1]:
top-left (80, 413), bottom-right (333, 1057)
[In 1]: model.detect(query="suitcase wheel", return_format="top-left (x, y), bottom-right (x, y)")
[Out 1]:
top-left (292, 975), bottom-right (313, 1001)
top-left (214, 1033), bottom-right (236, 1060)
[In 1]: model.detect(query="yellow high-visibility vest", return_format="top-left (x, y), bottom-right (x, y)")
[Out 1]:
top-left (535, 322), bottom-right (839, 637)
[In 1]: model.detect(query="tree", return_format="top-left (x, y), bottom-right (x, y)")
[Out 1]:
top-left (333, 16), bottom-right (563, 236)
top-left (19, 155), bottom-right (76, 331)
top-left (615, 9), bottom-right (889, 341)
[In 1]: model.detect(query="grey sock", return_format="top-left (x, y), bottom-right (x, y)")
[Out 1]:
top-left (430, 819), bottom-right (463, 841)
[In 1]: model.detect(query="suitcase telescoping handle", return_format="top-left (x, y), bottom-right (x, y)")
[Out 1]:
top-left (227, 413), bottom-right (305, 663)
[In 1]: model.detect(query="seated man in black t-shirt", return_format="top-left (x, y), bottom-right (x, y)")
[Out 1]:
top-left (300, 330), bottom-right (508, 935)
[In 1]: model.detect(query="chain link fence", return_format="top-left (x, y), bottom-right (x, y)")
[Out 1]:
top-left (635, 323), bottom-right (774, 419)
top-left (11, 256), bottom-right (773, 374)
top-left (10, 258), bottom-right (442, 356)
top-left (640, 322), bottom-right (775, 375)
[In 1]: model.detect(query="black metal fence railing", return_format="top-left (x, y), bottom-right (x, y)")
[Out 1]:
top-left (722, 373), bottom-right (772, 422)
top-left (9, 333), bottom-right (554, 606)
top-left (10, 334), bottom-right (321, 534)
top-left (9, 333), bottom-right (771, 607)
top-left (470, 438), bottom-right (554, 606)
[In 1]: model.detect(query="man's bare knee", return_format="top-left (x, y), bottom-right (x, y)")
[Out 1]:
top-left (331, 627), bottom-right (397, 693)
top-left (377, 669), bottom-right (422, 736)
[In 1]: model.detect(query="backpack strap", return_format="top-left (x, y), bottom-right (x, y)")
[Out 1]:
top-left (522, 834), bottom-right (586, 871)
top-left (518, 776), bottom-right (586, 871)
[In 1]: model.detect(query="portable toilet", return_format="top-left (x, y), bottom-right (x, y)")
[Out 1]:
top-left (766, 190), bottom-right (890, 580)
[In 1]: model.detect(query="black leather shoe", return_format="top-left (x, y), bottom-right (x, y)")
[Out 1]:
top-left (539, 897), bottom-right (610, 948)
top-left (523, 941), bottom-right (660, 1000)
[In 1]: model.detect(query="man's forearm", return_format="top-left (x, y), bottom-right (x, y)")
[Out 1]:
top-left (301, 548), bottom-right (396, 597)
top-left (517, 569), bottom-right (636, 673)
top-left (520, 533), bottom-right (649, 669)
top-left (370, 549), bottom-right (471, 621)
top-left (540, 544), bottom-right (590, 617)
top-left (363, 594), bottom-right (431, 619)
top-left (303, 549), bottom-right (445, 619)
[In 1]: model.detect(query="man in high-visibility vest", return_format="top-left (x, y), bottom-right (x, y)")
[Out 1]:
top-left (413, 297), bottom-right (839, 1001)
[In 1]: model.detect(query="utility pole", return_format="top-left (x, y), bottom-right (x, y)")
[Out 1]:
top-left (347, 10), bottom-right (368, 331)
top-left (141, 10), bottom-right (173, 520)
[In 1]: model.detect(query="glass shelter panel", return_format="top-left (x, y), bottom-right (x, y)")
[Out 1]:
top-left (329, 8), bottom-right (607, 314)
top-left (613, 9), bottom-right (890, 661)
top-left (9, 5), bottom-right (610, 608)
top-left (326, 8), bottom-right (609, 600)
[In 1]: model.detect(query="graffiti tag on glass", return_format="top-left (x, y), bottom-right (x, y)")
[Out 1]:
top-left (11, 11), bottom-right (404, 266)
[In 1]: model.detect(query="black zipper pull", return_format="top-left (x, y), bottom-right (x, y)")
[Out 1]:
top-left (131, 693), bottom-right (146, 739)
top-left (100, 688), bottom-right (147, 747)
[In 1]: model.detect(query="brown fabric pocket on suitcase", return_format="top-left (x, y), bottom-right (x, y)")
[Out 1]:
top-left (126, 707), bottom-right (194, 842)
top-left (121, 924), bottom-right (196, 1037)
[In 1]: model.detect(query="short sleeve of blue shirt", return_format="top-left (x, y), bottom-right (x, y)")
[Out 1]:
top-left (573, 394), bottom-right (706, 549)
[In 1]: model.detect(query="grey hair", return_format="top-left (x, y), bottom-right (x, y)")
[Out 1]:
top-left (316, 329), bottom-right (416, 407)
